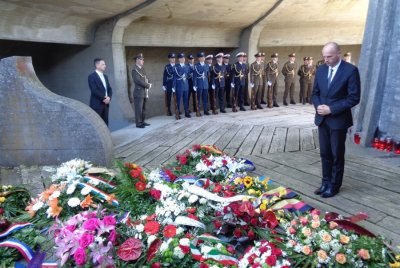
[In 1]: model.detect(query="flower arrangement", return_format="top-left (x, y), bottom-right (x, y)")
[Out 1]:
top-left (0, 185), bottom-right (31, 228)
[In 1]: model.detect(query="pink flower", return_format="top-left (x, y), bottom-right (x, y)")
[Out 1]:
top-left (73, 247), bottom-right (87, 265)
top-left (65, 225), bottom-right (76, 232)
top-left (83, 218), bottom-right (99, 231)
top-left (150, 189), bottom-right (161, 200)
top-left (79, 233), bottom-right (94, 248)
top-left (103, 216), bottom-right (116, 226)
top-left (108, 230), bottom-right (117, 242)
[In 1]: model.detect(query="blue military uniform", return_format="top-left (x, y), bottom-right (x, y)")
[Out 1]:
top-left (223, 54), bottom-right (232, 108)
top-left (187, 54), bottom-right (197, 113)
top-left (173, 53), bottom-right (191, 118)
top-left (211, 53), bottom-right (227, 113)
top-left (162, 53), bottom-right (176, 115)
top-left (193, 52), bottom-right (210, 115)
top-left (231, 52), bottom-right (247, 111)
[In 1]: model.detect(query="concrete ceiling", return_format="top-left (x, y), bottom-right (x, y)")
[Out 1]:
top-left (0, 0), bottom-right (368, 47)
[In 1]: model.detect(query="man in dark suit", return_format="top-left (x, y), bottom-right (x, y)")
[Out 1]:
top-left (88, 58), bottom-right (113, 126)
top-left (312, 42), bottom-right (361, 198)
top-left (132, 53), bottom-right (151, 128)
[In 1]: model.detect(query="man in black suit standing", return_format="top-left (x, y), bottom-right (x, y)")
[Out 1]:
top-left (312, 42), bottom-right (361, 198)
top-left (88, 58), bottom-right (113, 126)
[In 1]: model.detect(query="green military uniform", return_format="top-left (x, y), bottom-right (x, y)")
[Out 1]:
top-left (249, 52), bottom-right (264, 110)
top-left (306, 57), bottom-right (316, 104)
top-left (132, 53), bottom-right (151, 128)
top-left (316, 59), bottom-right (325, 69)
top-left (265, 53), bottom-right (279, 108)
top-left (282, 53), bottom-right (297, 105)
top-left (297, 57), bottom-right (312, 104)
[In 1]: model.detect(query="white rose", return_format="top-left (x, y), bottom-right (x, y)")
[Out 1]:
top-left (199, 198), bottom-right (207, 204)
top-left (67, 197), bottom-right (81, 207)
top-left (50, 190), bottom-right (60, 199)
top-left (136, 224), bottom-right (144, 233)
top-left (173, 246), bottom-right (185, 259)
top-left (81, 187), bottom-right (91, 196)
top-left (179, 238), bottom-right (190, 246)
top-left (32, 201), bottom-right (44, 211)
top-left (66, 184), bottom-right (76, 195)
top-left (188, 195), bottom-right (198, 204)
top-left (176, 227), bottom-right (184, 235)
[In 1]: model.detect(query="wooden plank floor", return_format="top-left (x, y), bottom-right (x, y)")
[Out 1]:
top-left (113, 105), bottom-right (400, 246)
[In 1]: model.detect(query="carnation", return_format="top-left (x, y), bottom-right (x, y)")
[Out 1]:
top-left (32, 201), bottom-right (44, 211)
top-left (68, 197), bottom-right (81, 207)
top-left (188, 194), bottom-right (199, 204)
top-left (173, 246), bottom-right (185, 259)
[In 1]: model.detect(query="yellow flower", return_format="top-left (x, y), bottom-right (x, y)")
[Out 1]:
top-left (262, 199), bottom-right (269, 205)
top-left (260, 203), bottom-right (267, 211)
top-left (243, 176), bottom-right (253, 188)
top-left (248, 189), bottom-right (256, 195)
top-left (0, 197), bottom-right (6, 203)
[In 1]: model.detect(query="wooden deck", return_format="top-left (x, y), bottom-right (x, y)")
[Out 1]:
top-left (113, 105), bottom-right (400, 246)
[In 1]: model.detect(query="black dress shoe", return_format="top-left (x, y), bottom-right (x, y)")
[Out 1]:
top-left (204, 111), bottom-right (210, 115)
top-left (321, 188), bottom-right (339, 198)
top-left (244, 102), bottom-right (250, 106)
top-left (283, 101), bottom-right (288, 106)
top-left (227, 104), bottom-right (232, 108)
top-left (143, 122), bottom-right (151, 126)
top-left (273, 102), bottom-right (280, 107)
top-left (220, 109), bottom-right (227, 113)
top-left (167, 111), bottom-right (172, 116)
top-left (290, 100), bottom-right (296, 104)
top-left (185, 113), bottom-right (191, 118)
top-left (261, 101), bottom-right (267, 104)
top-left (314, 184), bottom-right (329, 195)
top-left (240, 106), bottom-right (246, 111)
top-left (136, 124), bottom-right (145, 128)
top-left (257, 105), bottom-right (263, 109)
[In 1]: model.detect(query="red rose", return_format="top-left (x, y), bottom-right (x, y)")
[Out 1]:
top-left (139, 173), bottom-right (147, 182)
top-left (187, 213), bottom-right (199, 221)
top-left (224, 190), bottom-right (236, 197)
top-left (212, 184), bottom-right (223, 193)
top-left (266, 255), bottom-right (277, 266)
top-left (179, 155), bottom-right (187, 165)
top-left (135, 181), bottom-right (146, 191)
top-left (263, 210), bottom-right (279, 229)
top-left (252, 264), bottom-right (261, 268)
top-left (250, 218), bottom-right (258, 226)
top-left (259, 246), bottom-right (268, 253)
top-left (117, 238), bottom-right (142, 261)
top-left (179, 245), bottom-right (190, 254)
top-left (214, 220), bottom-right (222, 229)
top-left (151, 263), bottom-right (161, 268)
top-left (130, 168), bottom-right (141, 178)
top-left (163, 224), bottom-right (177, 238)
top-left (227, 245), bottom-right (235, 254)
top-left (192, 144), bottom-right (201, 151)
top-left (222, 159), bottom-right (228, 165)
top-left (146, 214), bottom-right (157, 222)
top-left (272, 247), bottom-right (282, 257)
top-left (247, 253), bottom-right (257, 264)
top-left (186, 207), bottom-right (197, 214)
top-left (239, 201), bottom-right (255, 217)
top-left (144, 221), bottom-right (160, 235)
top-left (150, 189), bottom-right (161, 200)
top-left (164, 169), bottom-right (177, 182)
top-left (199, 263), bottom-right (209, 268)
top-left (233, 228), bottom-right (242, 238)
top-left (247, 230), bottom-right (255, 240)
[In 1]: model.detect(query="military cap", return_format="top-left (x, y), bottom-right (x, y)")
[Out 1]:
top-left (243, 53), bottom-right (248, 57)
top-left (254, 52), bottom-right (262, 57)
top-left (134, 53), bottom-right (144, 60)
top-left (177, 53), bottom-right (185, 59)
top-left (261, 52), bottom-right (266, 56)
top-left (187, 54), bottom-right (194, 59)
top-left (215, 52), bottom-right (224, 58)
top-left (197, 52), bottom-right (205, 58)
top-left (271, 53), bottom-right (278, 58)
top-left (308, 56), bottom-right (313, 60)
top-left (168, 53), bottom-right (176, 58)
top-left (303, 57), bottom-right (308, 61)
top-left (205, 54), bottom-right (213, 60)
top-left (289, 53), bottom-right (296, 57)
top-left (236, 52), bottom-right (245, 57)
top-left (344, 52), bottom-right (351, 57)
top-left (223, 54), bottom-right (231, 59)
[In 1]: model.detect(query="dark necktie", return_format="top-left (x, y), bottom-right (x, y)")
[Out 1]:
top-left (327, 68), bottom-right (334, 88)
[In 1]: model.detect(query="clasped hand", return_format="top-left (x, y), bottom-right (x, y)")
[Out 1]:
top-left (103, 96), bottom-right (111, 104)
top-left (317, 104), bottom-right (331, 115)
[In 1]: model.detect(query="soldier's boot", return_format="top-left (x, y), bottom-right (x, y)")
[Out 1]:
top-left (167, 107), bottom-right (172, 116)
top-left (273, 101), bottom-right (280, 107)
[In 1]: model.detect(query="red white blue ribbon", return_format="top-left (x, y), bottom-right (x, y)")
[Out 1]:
top-left (0, 222), bottom-right (33, 239)
top-left (83, 175), bottom-right (116, 188)
top-left (77, 182), bottom-right (119, 206)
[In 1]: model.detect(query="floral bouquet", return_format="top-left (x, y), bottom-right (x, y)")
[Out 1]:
top-left (0, 184), bottom-right (31, 228)
top-left (51, 211), bottom-right (118, 267)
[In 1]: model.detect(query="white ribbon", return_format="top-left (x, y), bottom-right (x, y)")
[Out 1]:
top-left (174, 216), bottom-right (205, 229)
top-left (183, 184), bottom-right (252, 203)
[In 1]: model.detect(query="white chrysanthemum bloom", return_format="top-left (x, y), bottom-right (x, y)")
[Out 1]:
top-left (140, 215), bottom-right (147, 221)
top-left (176, 227), bottom-right (184, 235)
top-left (148, 169), bottom-right (162, 183)
top-left (179, 238), bottom-right (190, 246)
top-left (195, 161), bottom-right (209, 173)
top-left (165, 210), bottom-right (171, 217)
top-left (32, 201), bottom-right (44, 211)
top-left (199, 198), bottom-right (207, 204)
top-left (67, 197), bottom-right (81, 207)
top-left (173, 246), bottom-right (185, 259)
top-left (81, 187), bottom-right (91, 196)
top-left (159, 239), bottom-right (172, 252)
top-left (188, 195), bottom-right (198, 204)
top-left (136, 224), bottom-right (144, 233)
top-left (320, 242), bottom-right (330, 251)
top-left (50, 190), bottom-right (61, 199)
top-left (294, 244), bottom-right (302, 253)
top-left (147, 235), bottom-right (157, 247)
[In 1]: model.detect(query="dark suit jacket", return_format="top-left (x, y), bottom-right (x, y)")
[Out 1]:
top-left (312, 60), bottom-right (360, 130)
top-left (88, 71), bottom-right (113, 110)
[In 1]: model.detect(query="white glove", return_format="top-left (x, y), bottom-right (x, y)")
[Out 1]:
top-left (162, 86), bottom-right (166, 91)
top-left (212, 84), bottom-right (215, 90)
top-left (193, 86), bottom-right (197, 92)
top-left (267, 81), bottom-right (272, 86)
top-left (149, 83), bottom-right (152, 89)
top-left (250, 83), bottom-right (254, 88)
top-left (231, 82), bottom-right (235, 88)
top-left (172, 88), bottom-right (176, 93)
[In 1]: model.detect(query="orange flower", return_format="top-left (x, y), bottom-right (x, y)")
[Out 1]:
top-left (311, 220), bottom-right (320, 229)
top-left (106, 194), bottom-right (117, 205)
top-left (302, 246), bottom-right (312, 255)
top-left (48, 197), bottom-right (63, 217)
top-left (329, 221), bottom-right (338, 229)
top-left (321, 233), bottom-right (332, 242)
top-left (317, 250), bottom-right (328, 261)
top-left (336, 253), bottom-right (347, 264)
top-left (339, 234), bottom-right (350, 244)
top-left (80, 194), bottom-right (93, 208)
top-left (25, 198), bottom-right (38, 218)
top-left (358, 249), bottom-right (370, 260)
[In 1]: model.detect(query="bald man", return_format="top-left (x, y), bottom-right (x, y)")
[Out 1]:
top-left (312, 42), bottom-right (360, 198)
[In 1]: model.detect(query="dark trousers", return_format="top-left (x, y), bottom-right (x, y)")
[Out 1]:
top-left (318, 122), bottom-right (347, 191)
top-left (299, 78), bottom-right (307, 103)
top-left (283, 79), bottom-right (295, 102)
top-left (217, 86), bottom-right (225, 111)
top-left (166, 88), bottom-right (173, 113)
top-left (134, 97), bottom-right (146, 126)
top-left (306, 82), bottom-right (313, 104)
top-left (251, 85), bottom-right (262, 108)
top-left (197, 88), bottom-right (208, 113)
top-left (225, 83), bottom-right (231, 107)
top-left (94, 105), bottom-right (109, 126)
top-left (188, 79), bottom-right (197, 111)
top-left (234, 83), bottom-right (245, 107)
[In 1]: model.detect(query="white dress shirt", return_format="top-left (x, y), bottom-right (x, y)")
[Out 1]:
top-left (96, 70), bottom-right (108, 96)
top-left (328, 59), bottom-right (342, 82)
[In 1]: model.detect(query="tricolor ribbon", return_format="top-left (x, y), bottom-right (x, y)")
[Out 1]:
top-left (183, 183), bottom-right (253, 203)
top-left (77, 182), bottom-right (119, 206)
top-left (174, 216), bottom-right (205, 229)
top-left (261, 186), bottom-right (298, 199)
top-left (0, 223), bottom-right (33, 239)
top-left (83, 175), bottom-right (116, 188)
top-left (175, 175), bottom-right (199, 183)
top-left (117, 211), bottom-right (131, 224)
top-left (270, 199), bottom-right (313, 213)
top-left (0, 239), bottom-right (57, 267)
top-left (201, 145), bottom-right (224, 155)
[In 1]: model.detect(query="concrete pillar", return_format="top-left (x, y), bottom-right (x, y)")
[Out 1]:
top-left (0, 56), bottom-right (113, 166)
top-left (354, 0), bottom-right (400, 145)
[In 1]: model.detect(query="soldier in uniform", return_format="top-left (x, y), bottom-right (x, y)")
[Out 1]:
top-left (298, 56), bottom-right (311, 105)
top-left (132, 53), bottom-right (152, 128)
top-left (282, 53), bottom-right (297, 105)
top-left (260, 52), bottom-right (267, 104)
top-left (187, 54), bottom-right (196, 114)
top-left (206, 54), bottom-right (218, 114)
top-left (173, 53), bottom-right (191, 119)
top-left (249, 52), bottom-right (264, 110)
top-left (193, 52), bottom-right (210, 116)
top-left (306, 56), bottom-right (316, 104)
top-left (211, 53), bottom-right (227, 113)
top-left (162, 53), bottom-right (176, 116)
top-left (316, 58), bottom-right (325, 69)
top-left (265, 53), bottom-right (280, 108)
top-left (231, 52), bottom-right (247, 112)
top-left (243, 53), bottom-right (250, 106)
top-left (223, 54), bottom-right (232, 108)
